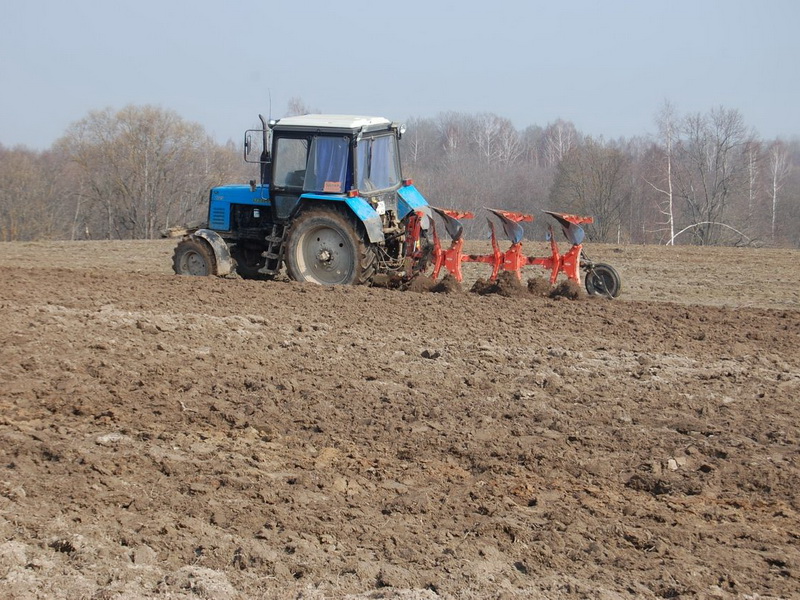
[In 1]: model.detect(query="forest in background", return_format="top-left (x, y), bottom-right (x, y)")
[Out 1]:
top-left (1, 100), bottom-right (798, 247)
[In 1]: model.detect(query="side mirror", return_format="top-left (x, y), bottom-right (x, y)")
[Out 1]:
top-left (244, 129), bottom-right (266, 163)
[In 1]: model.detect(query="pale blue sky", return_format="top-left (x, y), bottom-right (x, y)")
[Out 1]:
top-left (2, 0), bottom-right (798, 149)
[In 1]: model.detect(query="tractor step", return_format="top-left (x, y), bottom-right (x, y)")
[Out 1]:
top-left (259, 223), bottom-right (287, 275)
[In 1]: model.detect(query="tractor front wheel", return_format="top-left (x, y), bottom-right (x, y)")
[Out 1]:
top-left (172, 238), bottom-right (218, 276)
top-left (285, 206), bottom-right (375, 285)
top-left (584, 263), bottom-right (621, 298)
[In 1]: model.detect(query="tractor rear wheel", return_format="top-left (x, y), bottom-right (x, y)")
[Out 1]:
top-left (584, 263), bottom-right (621, 298)
top-left (172, 238), bottom-right (218, 276)
top-left (285, 206), bottom-right (376, 285)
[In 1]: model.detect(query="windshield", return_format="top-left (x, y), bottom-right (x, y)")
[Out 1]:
top-left (356, 134), bottom-right (401, 193)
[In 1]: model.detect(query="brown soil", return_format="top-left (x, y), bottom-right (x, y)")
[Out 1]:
top-left (470, 273), bottom-right (529, 298)
top-left (1, 239), bottom-right (799, 599)
top-left (549, 280), bottom-right (583, 301)
top-left (431, 275), bottom-right (462, 295)
top-left (526, 277), bottom-right (552, 297)
top-left (404, 275), bottom-right (437, 294)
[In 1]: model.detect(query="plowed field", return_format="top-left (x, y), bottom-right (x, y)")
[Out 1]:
top-left (1, 240), bottom-right (798, 599)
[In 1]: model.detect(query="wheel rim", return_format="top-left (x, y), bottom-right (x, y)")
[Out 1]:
top-left (297, 224), bottom-right (353, 284)
top-left (587, 266), bottom-right (618, 297)
top-left (181, 250), bottom-right (209, 276)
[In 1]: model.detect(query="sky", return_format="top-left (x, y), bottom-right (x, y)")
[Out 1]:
top-left (2, 0), bottom-right (799, 150)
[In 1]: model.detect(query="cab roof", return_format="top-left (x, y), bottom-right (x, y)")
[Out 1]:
top-left (271, 114), bottom-right (393, 134)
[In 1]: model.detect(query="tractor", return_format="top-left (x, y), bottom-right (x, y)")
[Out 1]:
top-left (172, 113), bottom-right (621, 297)
top-left (172, 114), bottom-right (432, 285)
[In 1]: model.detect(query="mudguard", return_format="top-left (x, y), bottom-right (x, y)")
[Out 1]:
top-left (296, 185), bottom-right (435, 245)
top-left (191, 229), bottom-right (233, 276)
top-left (299, 193), bottom-right (385, 244)
top-left (398, 184), bottom-right (433, 228)
top-left (343, 195), bottom-right (384, 243)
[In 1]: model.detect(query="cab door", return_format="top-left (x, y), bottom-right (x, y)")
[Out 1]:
top-left (270, 135), bottom-right (310, 222)
top-left (270, 134), bottom-right (353, 222)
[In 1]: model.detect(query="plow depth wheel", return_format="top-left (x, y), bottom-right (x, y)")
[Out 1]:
top-left (584, 263), bottom-right (621, 298)
top-left (285, 206), bottom-right (375, 285)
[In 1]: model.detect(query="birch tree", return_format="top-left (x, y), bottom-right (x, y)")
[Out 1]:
top-left (542, 119), bottom-right (578, 167)
top-left (645, 101), bottom-right (679, 244)
top-left (767, 141), bottom-right (792, 243)
top-left (402, 117), bottom-right (437, 170)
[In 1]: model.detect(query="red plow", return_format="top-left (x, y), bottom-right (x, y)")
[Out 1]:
top-left (417, 207), bottom-right (621, 297)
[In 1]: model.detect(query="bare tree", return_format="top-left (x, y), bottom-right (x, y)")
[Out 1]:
top-left (743, 140), bottom-right (762, 223)
top-left (402, 117), bottom-right (437, 170)
top-left (673, 107), bottom-right (750, 245)
top-left (0, 145), bottom-right (63, 240)
top-left (645, 100), bottom-right (679, 244)
top-left (436, 111), bottom-right (470, 163)
top-left (496, 119), bottom-right (524, 167)
top-left (767, 140), bottom-right (792, 243)
top-left (520, 125), bottom-right (545, 167)
top-left (549, 138), bottom-right (631, 242)
top-left (625, 136), bottom-right (661, 244)
top-left (542, 119), bottom-right (578, 167)
top-left (468, 113), bottom-right (523, 168)
top-left (285, 97), bottom-right (320, 117)
top-left (471, 113), bottom-right (502, 166)
top-left (56, 105), bottom-right (239, 239)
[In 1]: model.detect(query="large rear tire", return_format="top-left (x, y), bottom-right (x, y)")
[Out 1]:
top-left (172, 238), bottom-right (218, 276)
top-left (285, 206), bottom-right (376, 285)
top-left (584, 263), bottom-right (621, 298)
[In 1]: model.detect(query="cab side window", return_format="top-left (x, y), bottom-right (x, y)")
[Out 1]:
top-left (304, 136), bottom-right (350, 193)
top-left (273, 138), bottom-right (308, 188)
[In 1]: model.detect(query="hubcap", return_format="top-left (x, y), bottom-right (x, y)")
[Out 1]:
top-left (299, 225), bottom-right (352, 284)
top-left (183, 251), bottom-right (207, 276)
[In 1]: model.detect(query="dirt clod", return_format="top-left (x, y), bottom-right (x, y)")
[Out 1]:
top-left (403, 274), bottom-right (436, 293)
top-left (493, 270), bottom-right (528, 297)
top-left (430, 274), bottom-right (462, 294)
top-left (550, 279), bottom-right (583, 300)
top-left (527, 276), bottom-right (552, 296)
top-left (469, 277), bottom-right (495, 295)
top-left (469, 271), bottom-right (528, 297)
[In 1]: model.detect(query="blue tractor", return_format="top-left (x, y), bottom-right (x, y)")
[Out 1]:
top-left (172, 114), bottom-right (433, 285)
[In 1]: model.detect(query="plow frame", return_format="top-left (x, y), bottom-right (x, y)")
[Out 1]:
top-left (428, 208), bottom-right (594, 286)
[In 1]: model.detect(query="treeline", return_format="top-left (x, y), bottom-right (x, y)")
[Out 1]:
top-left (402, 106), bottom-right (799, 246)
top-left (0, 106), bottom-right (250, 242)
top-left (1, 103), bottom-right (798, 246)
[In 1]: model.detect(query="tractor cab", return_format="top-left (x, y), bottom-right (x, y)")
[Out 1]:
top-left (246, 114), bottom-right (407, 228)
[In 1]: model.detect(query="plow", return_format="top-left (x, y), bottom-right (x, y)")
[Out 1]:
top-left (408, 205), bottom-right (621, 297)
